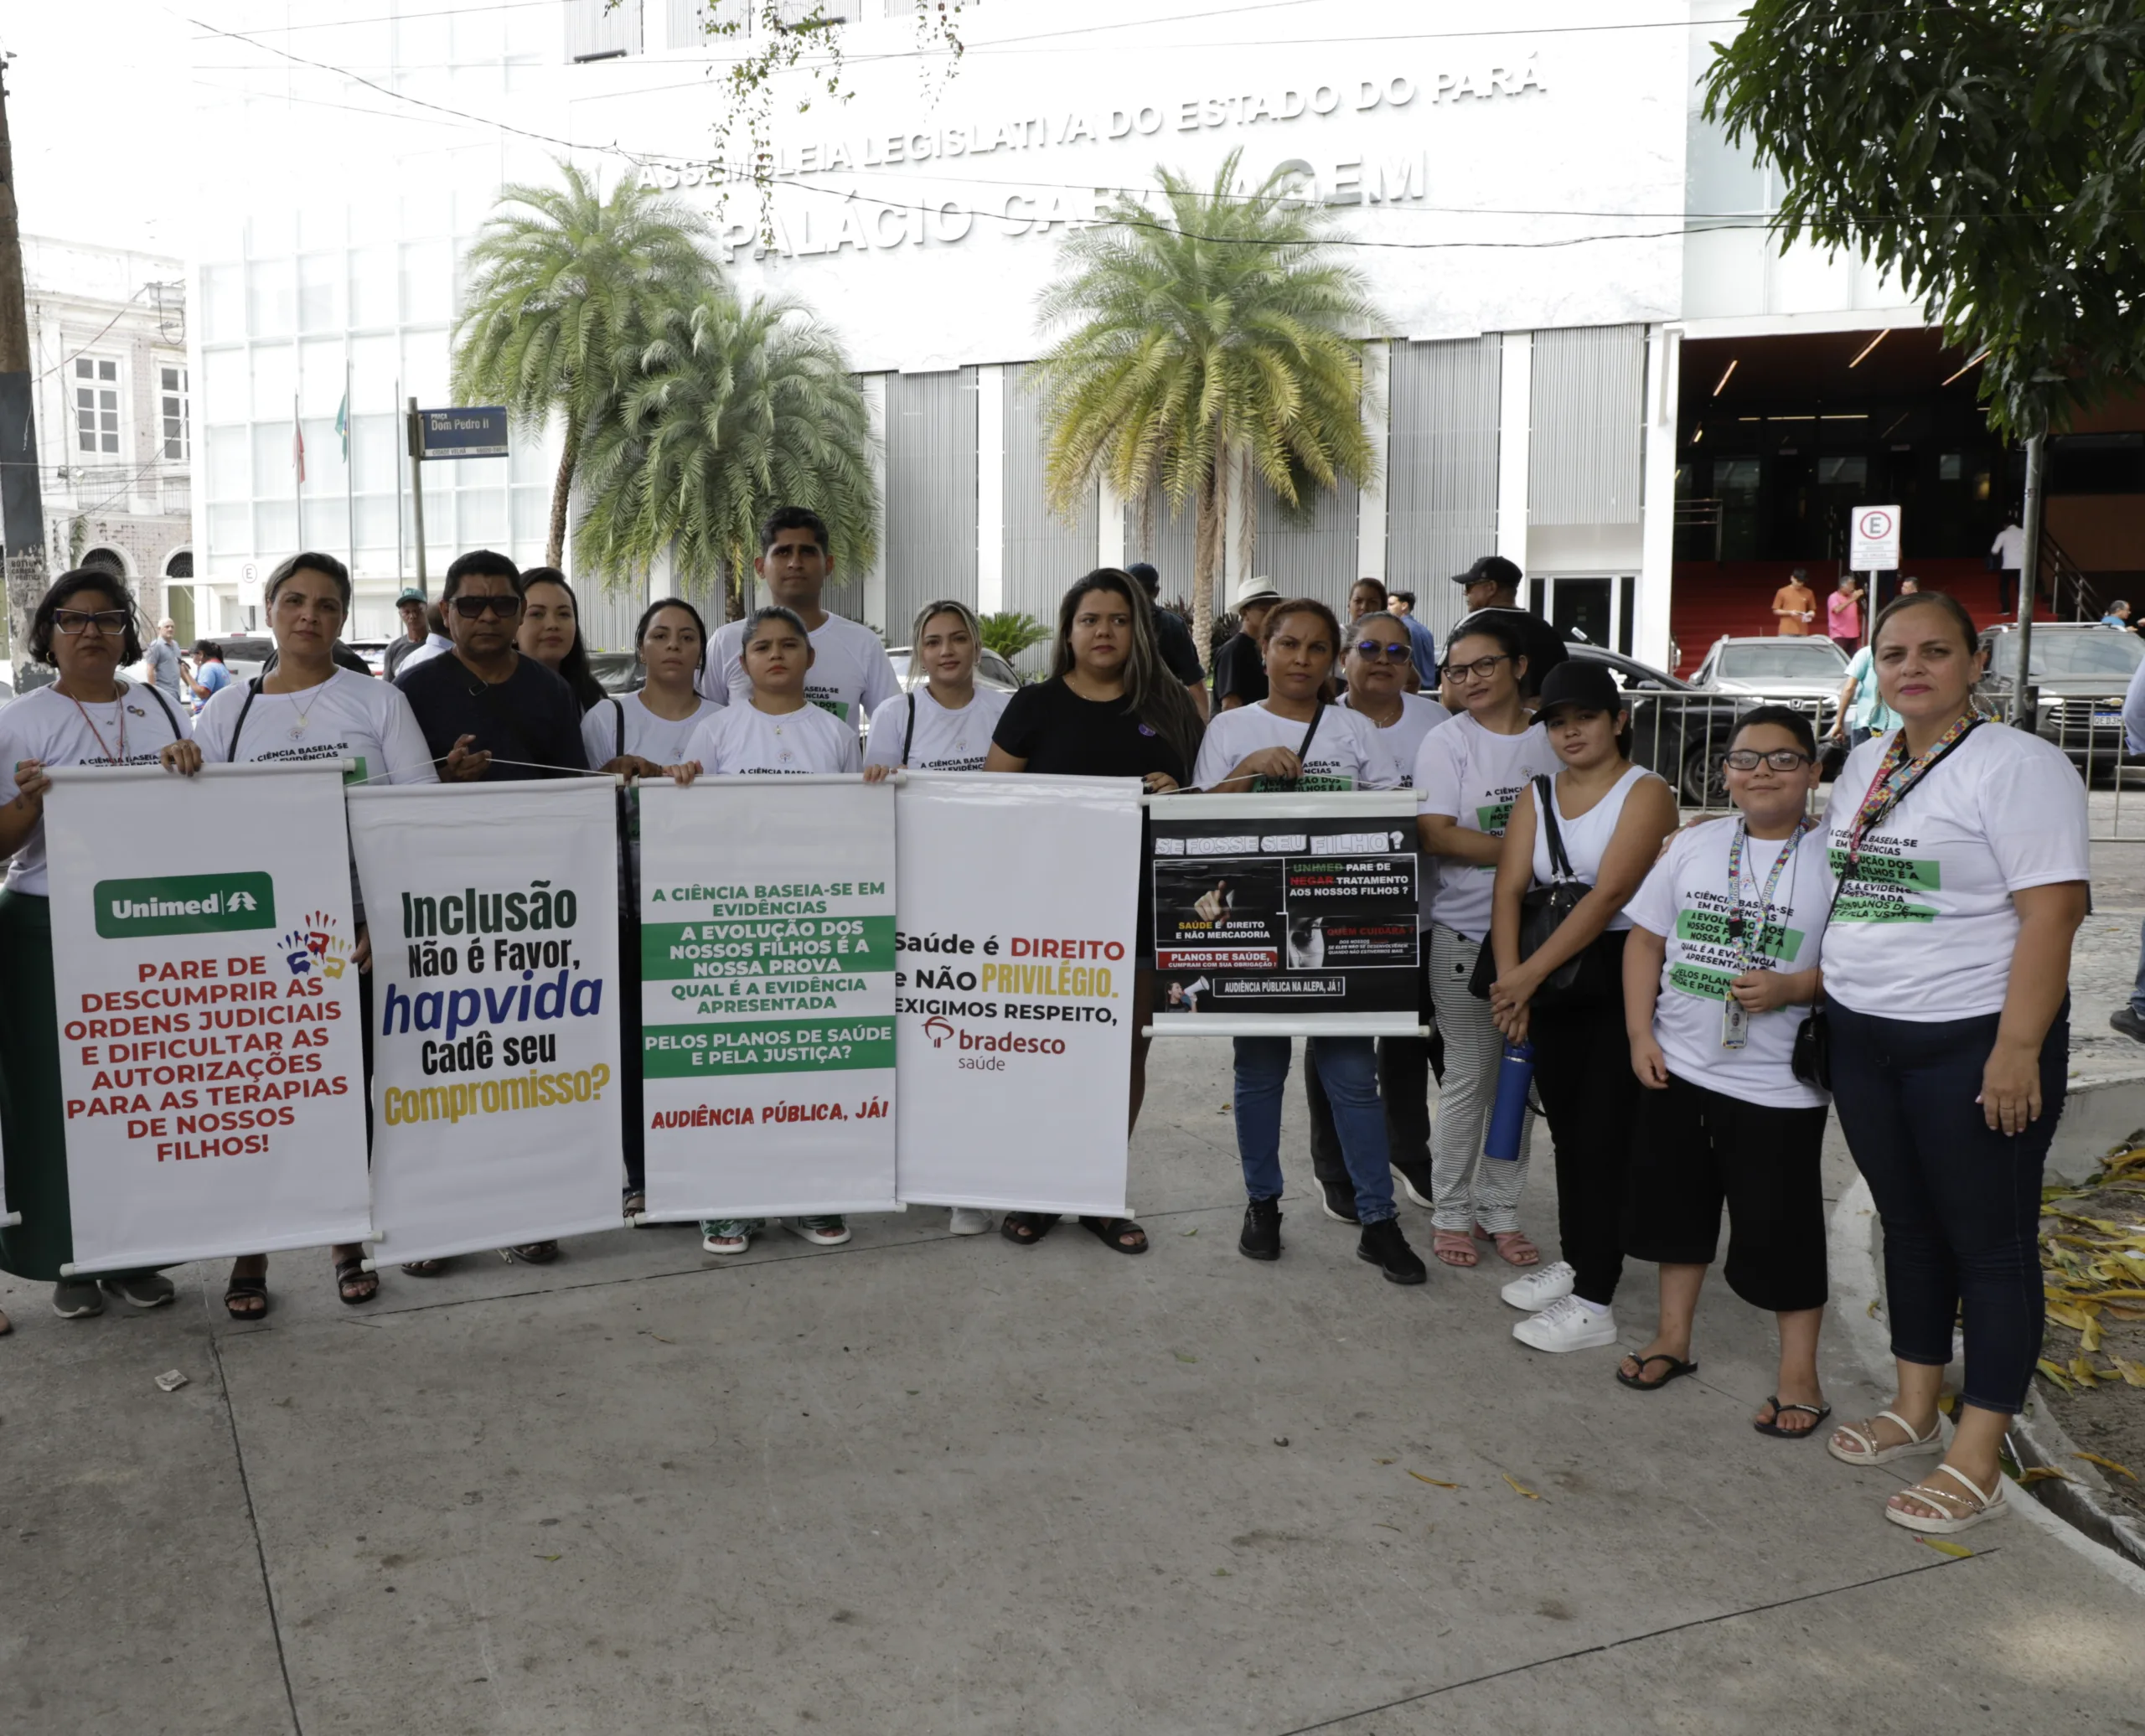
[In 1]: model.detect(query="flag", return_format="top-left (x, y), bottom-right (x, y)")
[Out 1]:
top-left (334, 390), bottom-right (349, 463)
top-left (292, 400), bottom-right (306, 484)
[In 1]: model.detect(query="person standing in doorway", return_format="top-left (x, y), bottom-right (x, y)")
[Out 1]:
top-left (1772, 569), bottom-right (1818, 637)
top-left (1126, 561), bottom-right (1210, 722)
top-left (1387, 590), bottom-right (1439, 690)
top-left (1449, 555), bottom-right (1569, 696)
top-left (144, 616), bottom-right (189, 707)
top-left (1991, 516), bottom-right (2027, 616)
top-left (1827, 574), bottom-right (1866, 654)
top-left (1212, 576), bottom-right (1282, 712)
top-left (383, 586), bottom-right (431, 680)
top-left (698, 507), bottom-right (900, 737)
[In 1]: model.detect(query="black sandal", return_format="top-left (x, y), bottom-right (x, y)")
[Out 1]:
top-left (334, 1256), bottom-right (379, 1305)
top-left (1000, 1212), bottom-right (1060, 1246)
top-left (1078, 1215), bottom-right (1149, 1256)
top-left (1615, 1353), bottom-right (1697, 1391)
top-left (223, 1275), bottom-right (270, 1320)
top-left (1754, 1397), bottom-right (1832, 1439)
top-left (508, 1241), bottom-right (560, 1263)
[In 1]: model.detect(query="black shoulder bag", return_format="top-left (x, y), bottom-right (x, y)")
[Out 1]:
top-left (1791, 717), bottom-right (1983, 1089)
top-left (1468, 772), bottom-right (1600, 1004)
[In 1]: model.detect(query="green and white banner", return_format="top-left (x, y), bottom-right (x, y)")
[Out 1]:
top-left (44, 763), bottom-right (371, 1273)
top-left (637, 776), bottom-right (897, 1220)
top-left (892, 772), bottom-right (1138, 1216)
top-left (349, 781), bottom-right (625, 1263)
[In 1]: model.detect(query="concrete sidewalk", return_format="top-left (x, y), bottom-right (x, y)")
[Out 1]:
top-left (3, 1038), bottom-right (2141, 1736)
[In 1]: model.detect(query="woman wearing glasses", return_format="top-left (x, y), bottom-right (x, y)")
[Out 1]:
top-left (397, 550), bottom-right (590, 783)
top-left (0, 571), bottom-right (199, 1327)
top-left (1413, 618), bottom-right (1558, 1269)
top-left (183, 552), bottom-right (438, 1315)
top-left (1620, 707), bottom-right (1832, 1429)
top-left (518, 569), bottom-right (608, 714)
top-left (1297, 611), bottom-right (1455, 1220)
top-left (1191, 597), bottom-right (1425, 1284)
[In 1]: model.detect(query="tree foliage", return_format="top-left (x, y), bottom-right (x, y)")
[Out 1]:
top-left (573, 291), bottom-right (878, 617)
top-left (1034, 149), bottom-right (1381, 648)
top-left (450, 163), bottom-right (718, 566)
top-left (1703, 2), bottom-right (2145, 437)
top-left (976, 611), bottom-right (1052, 662)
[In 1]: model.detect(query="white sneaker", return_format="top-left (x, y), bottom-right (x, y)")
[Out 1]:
top-left (1499, 1259), bottom-right (1575, 1310)
top-left (948, 1206), bottom-right (994, 1236)
top-left (1512, 1294), bottom-right (1619, 1353)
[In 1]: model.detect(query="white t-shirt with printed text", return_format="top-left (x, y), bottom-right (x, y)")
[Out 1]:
top-left (195, 668), bottom-right (437, 787)
top-left (1412, 710), bottom-right (1559, 943)
top-left (1192, 700), bottom-right (1401, 793)
top-left (1626, 820), bottom-right (1832, 1109)
top-left (1338, 690), bottom-right (1450, 790)
top-left (863, 684), bottom-right (1010, 772)
top-left (0, 682), bottom-right (193, 896)
top-left (1819, 723), bottom-right (2089, 1020)
top-left (580, 689), bottom-right (721, 772)
top-left (696, 610), bottom-right (900, 733)
top-left (681, 699), bottom-right (863, 777)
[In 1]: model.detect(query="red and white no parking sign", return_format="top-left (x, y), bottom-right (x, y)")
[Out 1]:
top-left (1848, 504), bottom-right (1901, 570)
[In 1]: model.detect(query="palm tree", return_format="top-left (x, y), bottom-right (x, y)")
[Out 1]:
top-left (451, 163), bottom-right (717, 568)
top-left (1035, 149), bottom-right (1382, 649)
top-left (573, 290), bottom-right (879, 617)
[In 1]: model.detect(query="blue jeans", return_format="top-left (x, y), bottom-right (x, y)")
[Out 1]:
top-left (1233, 1036), bottom-right (1395, 1225)
top-left (1828, 1001), bottom-right (2067, 1414)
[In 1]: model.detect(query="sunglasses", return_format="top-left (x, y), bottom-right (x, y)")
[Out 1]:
top-left (450, 593), bottom-right (524, 619)
top-left (1352, 640), bottom-right (1414, 662)
top-left (1724, 749), bottom-right (1816, 772)
top-left (52, 608), bottom-right (130, 636)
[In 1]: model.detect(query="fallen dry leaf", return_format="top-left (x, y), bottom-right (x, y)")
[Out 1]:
top-left (1408, 1471), bottom-right (1458, 1488)
top-left (2073, 1451), bottom-right (2138, 1482)
top-left (1917, 1537), bottom-right (1974, 1559)
top-left (535, 1553), bottom-right (562, 1562)
top-left (2015, 1465), bottom-right (2074, 1485)
top-left (1502, 1474), bottom-right (1542, 1500)
top-left (2036, 1357), bottom-right (2075, 1392)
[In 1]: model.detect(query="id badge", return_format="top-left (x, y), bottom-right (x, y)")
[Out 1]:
top-left (1720, 997), bottom-right (1750, 1051)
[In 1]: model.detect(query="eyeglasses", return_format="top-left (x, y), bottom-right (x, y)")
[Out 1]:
top-left (1441, 654), bottom-right (1512, 683)
top-left (449, 593), bottom-right (524, 619)
top-left (52, 608), bottom-right (129, 636)
top-left (1352, 640), bottom-right (1414, 662)
top-left (1724, 749), bottom-right (1816, 772)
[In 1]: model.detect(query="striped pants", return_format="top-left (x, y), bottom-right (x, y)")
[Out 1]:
top-left (1426, 922), bottom-right (1536, 1233)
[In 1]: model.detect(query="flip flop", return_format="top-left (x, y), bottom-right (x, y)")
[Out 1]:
top-left (1754, 1397), bottom-right (1832, 1439)
top-left (1000, 1212), bottom-right (1060, 1247)
top-left (1615, 1352), bottom-right (1698, 1391)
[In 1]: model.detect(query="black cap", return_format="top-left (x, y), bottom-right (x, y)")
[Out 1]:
top-left (1456, 555), bottom-right (1522, 590)
top-left (1534, 657), bottom-right (1620, 721)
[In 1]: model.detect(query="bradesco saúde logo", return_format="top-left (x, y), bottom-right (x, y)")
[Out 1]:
top-left (94, 873), bottom-right (277, 939)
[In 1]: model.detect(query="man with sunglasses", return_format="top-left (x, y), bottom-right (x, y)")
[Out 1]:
top-left (396, 550), bottom-right (588, 782)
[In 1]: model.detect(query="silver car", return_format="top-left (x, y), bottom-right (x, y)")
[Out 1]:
top-left (1689, 634), bottom-right (1851, 739)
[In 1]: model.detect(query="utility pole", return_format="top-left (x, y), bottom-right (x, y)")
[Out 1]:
top-left (2013, 433), bottom-right (2045, 731)
top-left (406, 396), bottom-right (427, 591)
top-left (0, 56), bottom-right (48, 681)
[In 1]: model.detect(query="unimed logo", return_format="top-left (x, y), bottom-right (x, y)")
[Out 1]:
top-left (95, 873), bottom-right (276, 939)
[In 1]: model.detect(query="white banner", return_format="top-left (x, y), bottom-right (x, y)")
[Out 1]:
top-left (893, 772), bottom-right (1138, 1216)
top-left (44, 763), bottom-right (371, 1273)
top-left (349, 782), bottom-right (624, 1263)
top-left (637, 777), bottom-right (897, 1220)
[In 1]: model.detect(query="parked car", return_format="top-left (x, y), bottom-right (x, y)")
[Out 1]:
top-left (1688, 634), bottom-right (1850, 741)
top-left (1568, 643), bottom-right (1754, 806)
top-left (1976, 621), bottom-right (2142, 777)
top-left (588, 650), bottom-right (646, 695)
top-left (859, 643), bottom-right (1023, 749)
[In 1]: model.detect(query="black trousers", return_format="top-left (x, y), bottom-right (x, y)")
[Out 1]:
top-left (1621, 1073), bottom-right (1829, 1313)
top-left (1306, 950), bottom-right (1443, 1195)
top-left (1528, 931), bottom-right (1636, 1306)
top-left (619, 901), bottom-right (645, 1194)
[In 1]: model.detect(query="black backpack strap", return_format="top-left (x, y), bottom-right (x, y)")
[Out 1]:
top-left (902, 691), bottom-right (917, 766)
top-left (228, 676), bottom-right (265, 760)
top-left (1534, 773), bottom-right (1577, 881)
top-left (136, 680), bottom-right (184, 741)
top-left (612, 696), bottom-right (625, 762)
top-left (1294, 700), bottom-right (1325, 766)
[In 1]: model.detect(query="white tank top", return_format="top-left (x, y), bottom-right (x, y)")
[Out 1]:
top-left (1529, 762), bottom-right (1657, 933)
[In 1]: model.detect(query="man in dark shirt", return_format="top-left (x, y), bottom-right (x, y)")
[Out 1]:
top-left (1212, 575), bottom-right (1282, 711)
top-left (396, 549), bottom-right (589, 780)
top-left (382, 586), bottom-right (430, 680)
top-left (1127, 561), bottom-right (1209, 721)
top-left (1447, 555), bottom-right (1570, 698)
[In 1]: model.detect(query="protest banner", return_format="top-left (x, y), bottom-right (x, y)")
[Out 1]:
top-left (637, 776), bottom-right (897, 1221)
top-left (1146, 791), bottom-right (1424, 1036)
top-left (43, 763), bottom-right (371, 1273)
top-left (349, 781), bottom-right (624, 1263)
top-left (892, 772), bottom-right (1138, 1216)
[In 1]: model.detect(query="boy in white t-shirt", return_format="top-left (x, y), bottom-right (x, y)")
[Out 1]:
top-left (1620, 706), bottom-right (1832, 1437)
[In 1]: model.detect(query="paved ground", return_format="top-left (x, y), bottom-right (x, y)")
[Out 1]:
top-left (6, 1015), bottom-right (2144, 1734)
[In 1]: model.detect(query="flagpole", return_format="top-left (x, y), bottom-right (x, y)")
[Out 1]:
top-left (343, 351), bottom-right (356, 588)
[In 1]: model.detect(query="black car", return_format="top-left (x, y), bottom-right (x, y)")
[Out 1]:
top-left (1568, 643), bottom-right (1755, 806)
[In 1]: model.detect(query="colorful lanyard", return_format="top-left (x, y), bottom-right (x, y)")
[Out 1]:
top-left (1841, 710), bottom-right (1980, 878)
top-left (1724, 818), bottom-right (1811, 969)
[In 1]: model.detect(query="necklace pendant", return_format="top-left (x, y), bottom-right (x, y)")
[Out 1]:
top-left (289, 726), bottom-right (307, 741)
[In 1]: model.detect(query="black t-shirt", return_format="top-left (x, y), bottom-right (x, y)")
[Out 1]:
top-left (1152, 607), bottom-right (1205, 685)
top-left (1212, 633), bottom-right (1268, 708)
top-left (397, 651), bottom-right (591, 780)
top-left (1447, 607), bottom-right (1572, 697)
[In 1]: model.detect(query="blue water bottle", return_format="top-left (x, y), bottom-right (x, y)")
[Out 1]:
top-left (1483, 1040), bottom-right (1534, 1161)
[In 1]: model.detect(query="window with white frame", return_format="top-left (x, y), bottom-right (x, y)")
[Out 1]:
top-left (160, 364), bottom-right (190, 461)
top-left (75, 356), bottom-right (121, 455)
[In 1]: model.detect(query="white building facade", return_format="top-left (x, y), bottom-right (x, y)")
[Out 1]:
top-left (185, 0), bottom-right (1928, 663)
